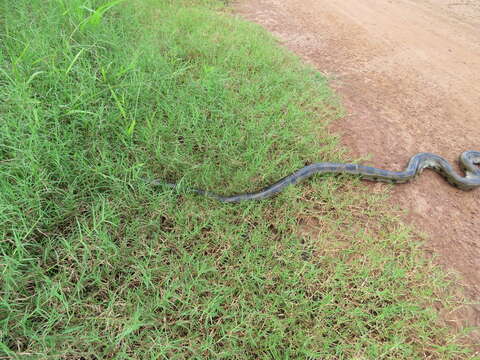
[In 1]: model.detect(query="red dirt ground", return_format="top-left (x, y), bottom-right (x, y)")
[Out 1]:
top-left (234, 0), bottom-right (480, 343)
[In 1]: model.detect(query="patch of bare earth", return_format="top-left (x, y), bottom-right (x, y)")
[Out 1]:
top-left (234, 0), bottom-right (480, 347)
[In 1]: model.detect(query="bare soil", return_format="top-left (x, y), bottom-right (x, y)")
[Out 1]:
top-left (234, 0), bottom-right (480, 340)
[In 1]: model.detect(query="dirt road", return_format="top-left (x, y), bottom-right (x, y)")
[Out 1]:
top-left (234, 0), bottom-right (480, 333)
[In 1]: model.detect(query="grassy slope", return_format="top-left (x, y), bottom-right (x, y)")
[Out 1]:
top-left (0, 0), bottom-right (474, 358)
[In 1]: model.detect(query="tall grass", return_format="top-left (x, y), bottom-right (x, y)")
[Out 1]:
top-left (0, 0), bottom-right (474, 358)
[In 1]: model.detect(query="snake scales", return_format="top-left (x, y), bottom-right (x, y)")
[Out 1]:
top-left (150, 151), bottom-right (480, 203)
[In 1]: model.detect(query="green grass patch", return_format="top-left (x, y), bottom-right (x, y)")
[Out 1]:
top-left (0, 0), bottom-right (474, 358)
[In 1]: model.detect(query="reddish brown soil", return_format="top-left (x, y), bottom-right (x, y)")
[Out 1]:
top-left (234, 0), bottom-right (480, 342)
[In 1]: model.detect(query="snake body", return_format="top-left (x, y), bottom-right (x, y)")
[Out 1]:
top-left (150, 151), bottom-right (480, 203)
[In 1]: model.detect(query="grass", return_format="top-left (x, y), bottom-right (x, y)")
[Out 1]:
top-left (0, 0), bottom-right (476, 358)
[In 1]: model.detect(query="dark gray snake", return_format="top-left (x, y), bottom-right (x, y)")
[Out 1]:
top-left (149, 151), bottom-right (480, 203)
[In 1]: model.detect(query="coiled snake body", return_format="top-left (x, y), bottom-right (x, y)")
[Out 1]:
top-left (150, 151), bottom-right (480, 203)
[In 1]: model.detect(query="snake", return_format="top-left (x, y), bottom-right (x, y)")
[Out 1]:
top-left (149, 151), bottom-right (480, 203)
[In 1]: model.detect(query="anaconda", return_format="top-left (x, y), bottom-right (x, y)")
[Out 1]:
top-left (149, 151), bottom-right (480, 203)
